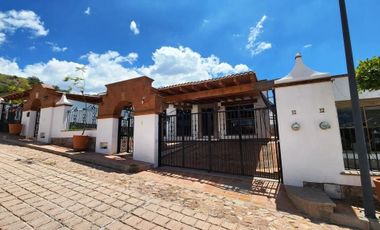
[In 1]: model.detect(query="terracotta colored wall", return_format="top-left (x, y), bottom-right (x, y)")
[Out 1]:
top-left (98, 76), bottom-right (163, 118)
top-left (23, 85), bottom-right (61, 111)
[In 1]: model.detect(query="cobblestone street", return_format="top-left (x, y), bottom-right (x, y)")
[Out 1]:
top-left (0, 141), bottom-right (348, 229)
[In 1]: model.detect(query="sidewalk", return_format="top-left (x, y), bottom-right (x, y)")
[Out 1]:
top-left (0, 133), bottom-right (152, 173)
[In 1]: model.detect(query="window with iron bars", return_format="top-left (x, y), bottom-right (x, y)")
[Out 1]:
top-left (66, 104), bottom-right (98, 130)
top-left (338, 106), bottom-right (380, 171)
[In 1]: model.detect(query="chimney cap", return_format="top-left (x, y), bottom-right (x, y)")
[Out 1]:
top-left (275, 53), bottom-right (330, 85)
top-left (56, 93), bottom-right (72, 106)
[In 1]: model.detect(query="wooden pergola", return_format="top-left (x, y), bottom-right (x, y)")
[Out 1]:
top-left (158, 71), bottom-right (274, 105)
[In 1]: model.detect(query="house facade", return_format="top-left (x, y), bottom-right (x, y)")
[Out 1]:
top-left (1, 53), bottom-right (379, 191)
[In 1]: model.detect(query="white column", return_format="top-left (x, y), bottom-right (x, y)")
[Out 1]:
top-left (217, 103), bottom-right (226, 139)
top-left (275, 53), bottom-right (352, 187)
top-left (51, 105), bottom-right (72, 137)
top-left (95, 118), bottom-right (119, 154)
top-left (166, 104), bottom-right (176, 138)
top-left (133, 114), bottom-right (159, 166)
top-left (21, 110), bottom-right (36, 138)
top-left (191, 104), bottom-right (199, 139)
top-left (37, 107), bottom-right (54, 143)
top-left (276, 82), bottom-right (347, 186)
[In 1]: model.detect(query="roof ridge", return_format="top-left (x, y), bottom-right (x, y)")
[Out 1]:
top-left (157, 71), bottom-right (255, 90)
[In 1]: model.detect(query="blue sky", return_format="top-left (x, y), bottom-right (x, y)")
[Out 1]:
top-left (0, 0), bottom-right (379, 93)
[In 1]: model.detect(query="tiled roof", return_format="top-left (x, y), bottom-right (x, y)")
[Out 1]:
top-left (157, 71), bottom-right (256, 90)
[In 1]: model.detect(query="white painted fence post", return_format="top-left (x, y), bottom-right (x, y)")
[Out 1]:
top-left (21, 110), bottom-right (37, 138)
top-left (133, 114), bottom-right (159, 166)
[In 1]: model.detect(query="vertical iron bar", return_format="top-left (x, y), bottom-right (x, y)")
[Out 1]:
top-left (181, 111), bottom-right (185, 167)
top-left (238, 106), bottom-right (244, 175)
top-left (126, 117), bottom-right (131, 153)
top-left (339, 0), bottom-right (376, 218)
top-left (117, 117), bottom-right (122, 153)
top-left (158, 113), bottom-right (162, 167)
top-left (208, 111), bottom-right (212, 172)
top-left (273, 89), bottom-right (283, 183)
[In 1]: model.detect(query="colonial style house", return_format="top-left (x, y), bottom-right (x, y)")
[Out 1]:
top-left (0, 54), bottom-right (379, 191)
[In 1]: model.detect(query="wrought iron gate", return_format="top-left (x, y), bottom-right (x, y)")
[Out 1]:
top-left (117, 108), bottom-right (134, 153)
top-left (34, 110), bottom-right (41, 138)
top-left (0, 104), bottom-right (23, 132)
top-left (158, 99), bottom-right (282, 181)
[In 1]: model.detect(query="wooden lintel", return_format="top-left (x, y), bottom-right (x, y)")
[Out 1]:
top-left (254, 80), bottom-right (275, 91)
top-left (163, 83), bottom-right (256, 103)
top-left (221, 98), bottom-right (258, 106)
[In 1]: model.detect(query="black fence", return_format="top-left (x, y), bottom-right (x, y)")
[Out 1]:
top-left (0, 104), bottom-right (23, 132)
top-left (66, 105), bottom-right (98, 130)
top-left (340, 127), bottom-right (380, 171)
top-left (159, 106), bottom-right (282, 180)
top-left (339, 107), bottom-right (380, 171)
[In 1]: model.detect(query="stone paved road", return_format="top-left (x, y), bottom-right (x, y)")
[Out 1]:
top-left (0, 142), bottom-right (348, 229)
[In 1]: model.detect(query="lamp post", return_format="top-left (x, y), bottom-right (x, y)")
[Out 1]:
top-left (339, 0), bottom-right (376, 219)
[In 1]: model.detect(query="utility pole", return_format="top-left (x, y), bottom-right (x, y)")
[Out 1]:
top-left (338, 0), bottom-right (376, 219)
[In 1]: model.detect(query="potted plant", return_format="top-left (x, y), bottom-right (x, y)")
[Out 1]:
top-left (8, 104), bottom-right (23, 135)
top-left (64, 66), bottom-right (89, 151)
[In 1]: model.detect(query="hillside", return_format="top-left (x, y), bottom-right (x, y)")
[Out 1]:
top-left (0, 73), bottom-right (41, 96)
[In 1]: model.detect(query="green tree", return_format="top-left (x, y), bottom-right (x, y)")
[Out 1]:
top-left (27, 76), bottom-right (42, 86)
top-left (356, 56), bottom-right (380, 91)
top-left (64, 66), bottom-right (88, 135)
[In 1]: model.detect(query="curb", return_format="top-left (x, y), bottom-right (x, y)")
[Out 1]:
top-left (0, 136), bottom-right (152, 173)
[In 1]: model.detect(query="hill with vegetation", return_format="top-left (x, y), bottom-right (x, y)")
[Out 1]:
top-left (0, 74), bottom-right (42, 96)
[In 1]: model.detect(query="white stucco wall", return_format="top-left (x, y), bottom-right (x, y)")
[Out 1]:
top-left (49, 105), bottom-right (97, 139)
top-left (37, 107), bottom-right (54, 143)
top-left (21, 110), bottom-right (37, 138)
top-left (276, 81), bottom-right (364, 187)
top-left (333, 76), bottom-right (380, 101)
top-left (133, 114), bottom-right (159, 166)
top-left (95, 118), bottom-right (118, 154)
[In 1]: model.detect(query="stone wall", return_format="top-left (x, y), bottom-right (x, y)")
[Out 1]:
top-left (51, 137), bottom-right (96, 152)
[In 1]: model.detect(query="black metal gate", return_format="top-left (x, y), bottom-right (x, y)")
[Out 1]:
top-left (117, 108), bottom-right (134, 153)
top-left (34, 110), bottom-right (41, 138)
top-left (158, 98), bottom-right (282, 181)
top-left (0, 104), bottom-right (23, 132)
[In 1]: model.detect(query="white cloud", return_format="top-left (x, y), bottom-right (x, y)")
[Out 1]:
top-left (140, 46), bottom-right (250, 87)
top-left (84, 7), bottom-right (91, 15)
top-left (126, 52), bottom-right (138, 64)
top-left (46, 42), bottom-right (68, 52)
top-left (0, 10), bottom-right (48, 45)
top-left (246, 15), bottom-right (272, 56)
top-left (0, 46), bottom-right (249, 92)
top-left (129, 20), bottom-right (140, 35)
top-left (303, 44), bottom-right (312, 49)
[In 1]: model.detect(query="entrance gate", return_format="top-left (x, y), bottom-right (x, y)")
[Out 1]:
top-left (34, 110), bottom-right (41, 138)
top-left (0, 104), bottom-right (23, 132)
top-left (158, 95), bottom-right (282, 181)
top-left (117, 108), bottom-right (134, 153)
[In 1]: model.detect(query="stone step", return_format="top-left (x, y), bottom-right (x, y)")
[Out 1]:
top-left (285, 185), bottom-right (336, 219)
top-left (285, 185), bottom-right (380, 230)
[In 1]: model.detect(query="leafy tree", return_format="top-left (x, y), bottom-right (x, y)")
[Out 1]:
top-left (356, 56), bottom-right (380, 91)
top-left (64, 66), bottom-right (88, 135)
top-left (27, 76), bottom-right (42, 86)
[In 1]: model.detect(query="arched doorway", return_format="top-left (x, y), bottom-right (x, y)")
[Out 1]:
top-left (117, 106), bottom-right (134, 154)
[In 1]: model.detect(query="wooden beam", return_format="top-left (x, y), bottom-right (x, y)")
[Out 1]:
top-left (163, 83), bottom-right (256, 103)
top-left (221, 98), bottom-right (257, 106)
top-left (253, 80), bottom-right (275, 91)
